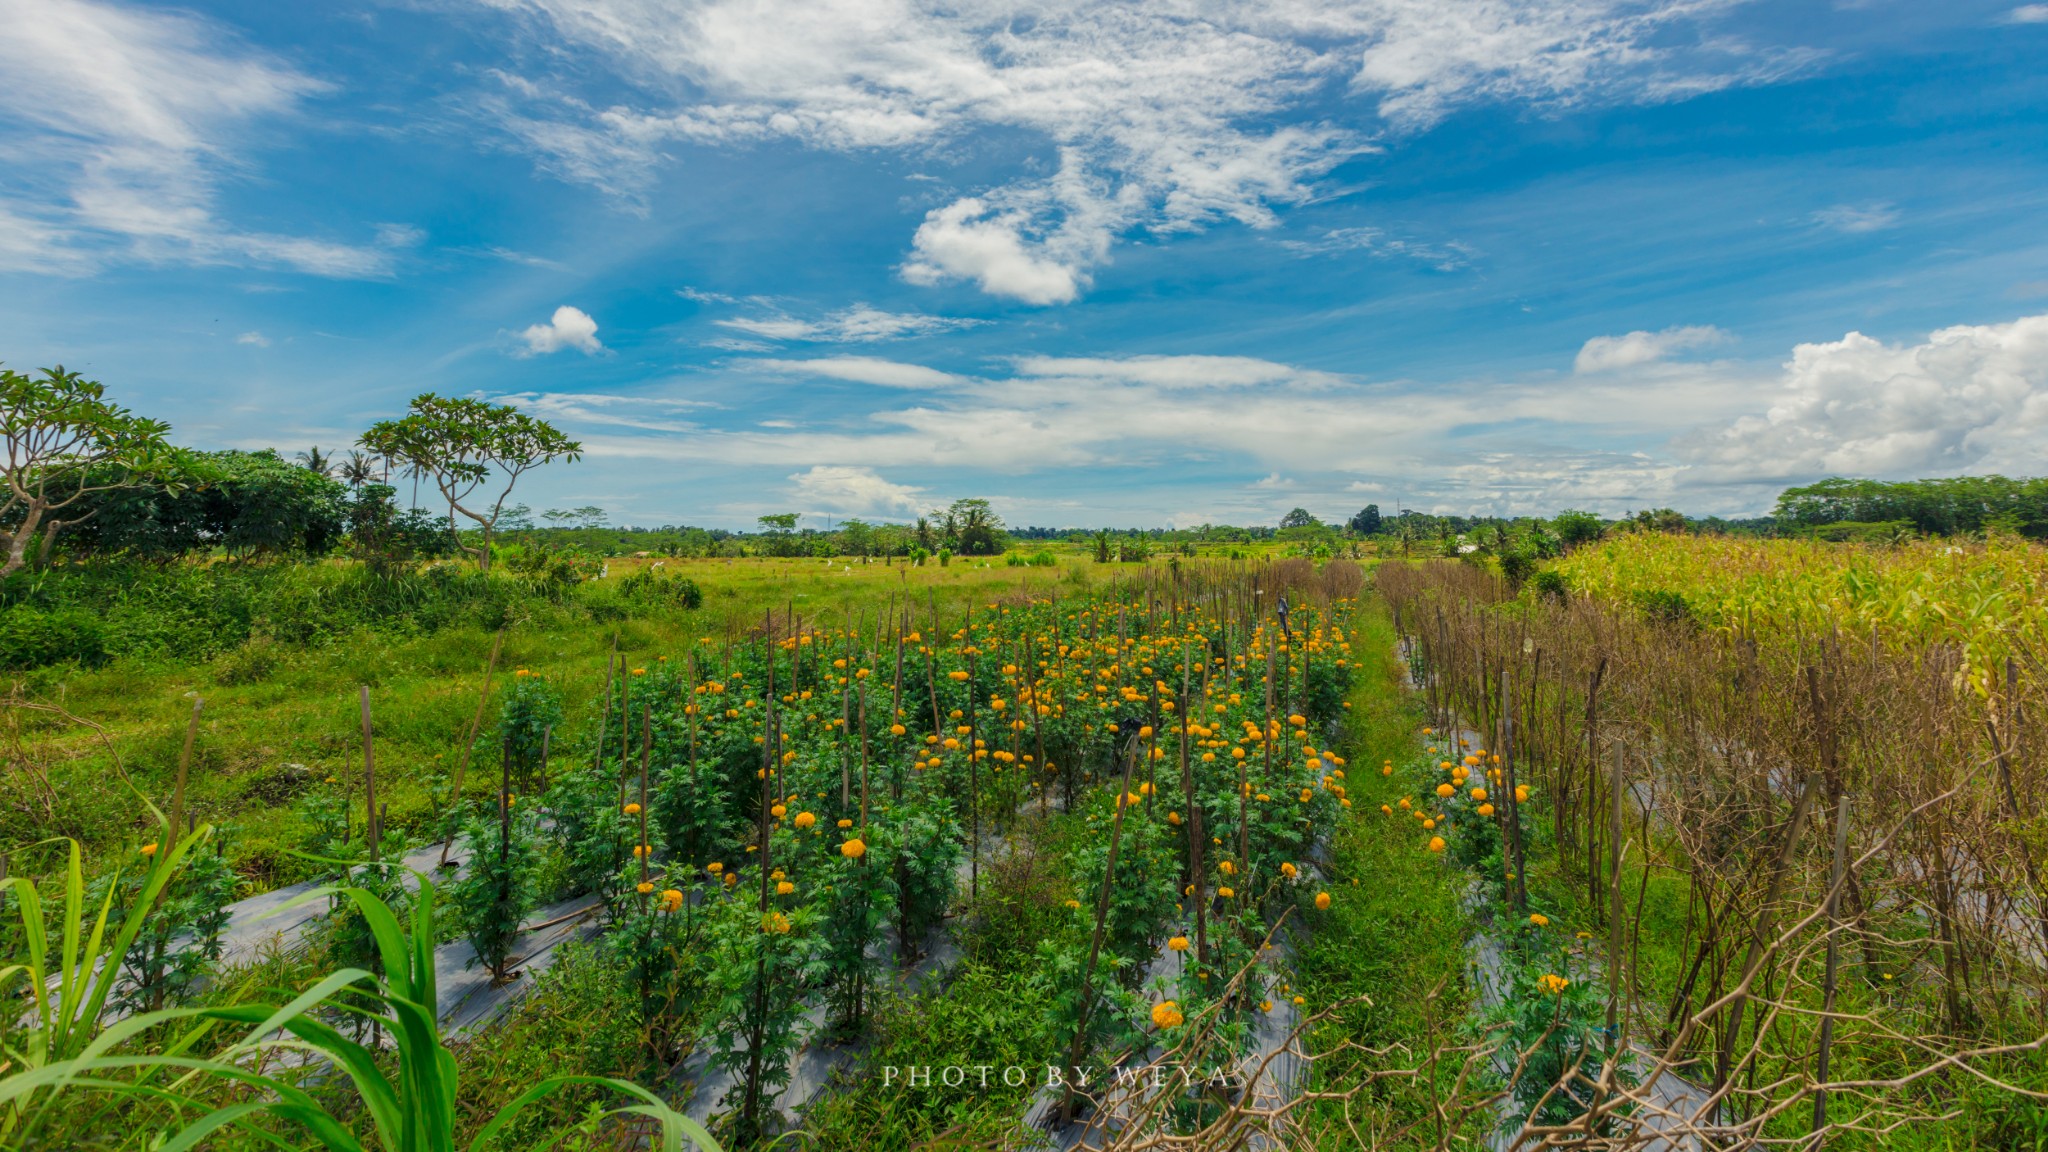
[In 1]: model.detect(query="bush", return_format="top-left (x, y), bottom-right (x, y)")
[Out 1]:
top-left (1629, 588), bottom-right (1693, 626)
top-left (0, 604), bottom-right (106, 668)
top-left (1529, 569), bottom-right (1568, 602)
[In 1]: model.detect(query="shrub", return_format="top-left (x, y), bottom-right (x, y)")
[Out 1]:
top-left (1530, 569), bottom-right (1568, 601)
top-left (0, 604), bottom-right (106, 668)
top-left (450, 798), bottom-right (544, 980)
top-left (1629, 587), bottom-right (1693, 627)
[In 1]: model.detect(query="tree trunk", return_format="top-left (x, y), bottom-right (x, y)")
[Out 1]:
top-left (2, 501), bottom-right (46, 578)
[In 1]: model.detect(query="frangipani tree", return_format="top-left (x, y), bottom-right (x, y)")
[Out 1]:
top-left (360, 395), bottom-right (579, 571)
top-left (0, 365), bottom-right (172, 576)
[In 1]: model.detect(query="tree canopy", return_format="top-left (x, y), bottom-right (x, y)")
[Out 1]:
top-left (0, 365), bottom-right (173, 576)
top-left (360, 395), bottom-right (580, 570)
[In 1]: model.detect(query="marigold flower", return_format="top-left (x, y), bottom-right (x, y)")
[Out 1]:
top-left (1436, 783), bottom-right (1456, 798)
top-left (841, 838), bottom-right (867, 859)
top-left (1150, 1000), bottom-right (1184, 1028)
top-left (1478, 804), bottom-right (1495, 817)
top-left (624, 802), bottom-right (643, 815)
top-left (1219, 860), bottom-right (1235, 875)
top-left (1529, 913), bottom-right (1550, 928)
top-left (636, 881), bottom-right (655, 895)
top-left (838, 818), bottom-right (853, 829)
top-left (707, 862), bottom-right (723, 874)
top-left (140, 842), bottom-right (160, 857)
top-left (660, 889), bottom-right (683, 913)
top-left (1168, 935), bottom-right (1190, 951)
top-left (1428, 836), bottom-right (1446, 853)
top-left (793, 811), bottom-right (816, 829)
top-left (1314, 892), bottom-right (1331, 910)
top-left (633, 844), bottom-right (651, 858)
top-left (1280, 862), bottom-right (1298, 879)
top-left (1469, 787), bottom-right (1487, 801)
top-left (777, 880), bottom-right (795, 896)
top-left (1218, 886), bottom-right (1235, 898)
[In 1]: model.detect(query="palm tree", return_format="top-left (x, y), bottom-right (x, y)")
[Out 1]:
top-left (339, 450), bottom-right (376, 489)
top-left (295, 445), bottom-right (332, 475)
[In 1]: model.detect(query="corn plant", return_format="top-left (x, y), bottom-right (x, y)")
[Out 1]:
top-left (3, 870), bottom-right (722, 1151)
top-left (0, 827), bottom-right (210, 1147)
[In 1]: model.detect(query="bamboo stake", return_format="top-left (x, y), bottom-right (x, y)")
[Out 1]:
top-left (1812, 788), bottom-right (1852, 1134)
top-left (440, 627), bottom-right (506, 866)
top-left (360, 687), bottom-right (378, 863)
top-left (1061, 735), bottom-right (1142, 1125)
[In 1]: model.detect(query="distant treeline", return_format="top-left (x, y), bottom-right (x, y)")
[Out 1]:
top-left (12, 450), bottom-right (2045, 572)
top-left (1771, 475), bottom-right (2048, 538)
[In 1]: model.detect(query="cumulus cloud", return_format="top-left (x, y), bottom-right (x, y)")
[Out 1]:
top-left (751, 356), bottom-right (962, 389)
top-left (1811, 202), bottom-right (1900, 233)
top-left (478, 0), bottom-right (1796, 302)
top-left (716, 303), bottom-right (983, 343)
top-left (518, 305), bottom-right (604, 355)
top-left (1684, 312), bottom-right (2048, 481)
top-left (235, 331), bottom-right (269, 347)
top-left (789, 465), bottom-right (927, 518)
top-left (0, 0), bottom-right (389, 275)
top-left (2007, 5), bottom-right (2048, 23)
top-left (1574, 325), bottom-right (1728, 373)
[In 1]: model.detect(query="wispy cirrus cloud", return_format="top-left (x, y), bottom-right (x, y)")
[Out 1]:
top-left (715, 303), bottom-right (983, 343)
top-left (475, 0), bottom-right (1806, 304)
top-left (0, 0), bottom-right (395, 276)
top-left (1811, 202), bottom-right (1900, 233)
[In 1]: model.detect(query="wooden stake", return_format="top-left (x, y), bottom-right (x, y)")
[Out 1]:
top-left (360, 686), bottom-right (378, 863)
top-left (440, 627), bottom-right (506, 866)
top-left (1812, 789), bottom-right (1852, 1135)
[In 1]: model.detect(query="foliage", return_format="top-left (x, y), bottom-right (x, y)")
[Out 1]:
top-left (449, 797), bottom-right (544, 980)
top-left (3, 869), bottom-right (723, 1151)
top-left (546, 764), bottom-right (634, 918)
top-left (0, 364), bottom-right (174, 577)
top-left (1549, 531), bottom-right (2048, 690)
top-left (817, 842), bottom-right (896, 1037)
top-left (496, 671), bottom-right (564, 782)
top-left (1775, 474), bottom-right (2048, 537)
top-left (703, 887), bottom-right (822, 1143)
top-left (85, 833), bottom-right (238, 1014)
top-left (63, 448), bottom-right (351, 561)
top-left (360, 393), bottom-right (583, 571)
top-left (0, 827), bottom-right (205, 1146)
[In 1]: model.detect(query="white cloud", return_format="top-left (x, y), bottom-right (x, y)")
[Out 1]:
top-left (716, 303), bottom-right (982, 343)
top-left (2007, 5), bottom-right (2048, 23)
top-left (479, 0), bottom-right (1792, 303)
top-left (1278, 226), bottom-right (1476, 270)
top-left (1574, 325), bottom-right (1729, 373)
top-left (0, 0), bottom-right (388, 276)
top-left (1684, 312), bottom-right (2048, 481)
top-left (235, 330), bottom-right (269, 347)
top-left (1013, 354), bottom-right (1346, 390)
top-left (497, 390), bottom-right (707, 432)
top-left (1811, 202), bottom-right (1899, 233)
top-left (789, 465), bottom-right (927, 518)
top-left (517, 305), bottom-right (604, 355)
top-left (751, 356), bottom-right (963, 389)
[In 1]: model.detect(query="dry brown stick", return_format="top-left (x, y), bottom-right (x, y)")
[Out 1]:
top-left (439, 627), bottom-right (506, 865)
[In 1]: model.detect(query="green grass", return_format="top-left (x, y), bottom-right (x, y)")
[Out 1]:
top-left (1291, 594), bottom-right (1483, 1149)
top-left (1, 556), bottom-right (1101, 891)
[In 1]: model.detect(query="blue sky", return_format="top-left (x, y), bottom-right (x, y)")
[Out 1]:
top-left (2, 0), bottom-right (2046, 529)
